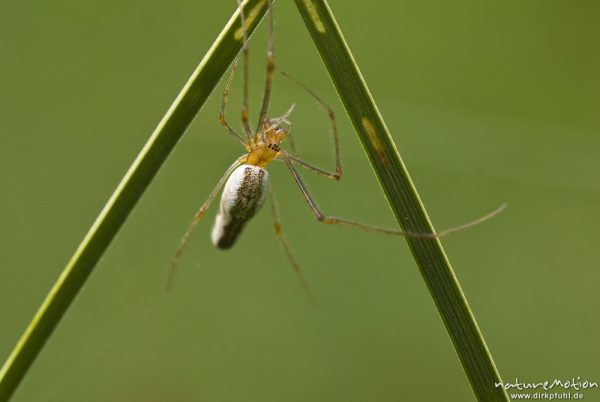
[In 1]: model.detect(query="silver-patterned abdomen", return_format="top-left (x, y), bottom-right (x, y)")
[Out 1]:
top-left (211, 164), bottom-right (269, 249)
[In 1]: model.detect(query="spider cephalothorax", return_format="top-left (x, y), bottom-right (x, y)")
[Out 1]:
top-left (245, 116), bottom-right (290, 167)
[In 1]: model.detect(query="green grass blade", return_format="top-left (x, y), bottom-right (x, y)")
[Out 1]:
top-left (293, 1), bottom-right (509, 400)
top-left (0, 1), bottom-right (269, 400)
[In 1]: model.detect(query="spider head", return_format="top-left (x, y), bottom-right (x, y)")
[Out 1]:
top-left (246, 120), bottom-right (286, 167)
top-left (262, 103), bottom-right (295, 144)
top-left (246, 104), bottom-right (295, 167)
top-left (262, 119), bottom-right (287, 145)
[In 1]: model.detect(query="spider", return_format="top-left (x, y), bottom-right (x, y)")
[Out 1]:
top-left (168, 0), bottom-right (504, 299)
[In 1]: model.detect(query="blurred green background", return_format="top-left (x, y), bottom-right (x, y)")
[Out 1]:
top-left (1, 1), bottom-right (599, 401)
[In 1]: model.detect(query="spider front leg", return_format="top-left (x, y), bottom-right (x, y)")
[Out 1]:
top-left (236, 0), bottom-right (254, 141)
top-left (256, 0), bottom-right (275, 132)
top-left (278, 70), bottom-right (342, 181)
top-left (219, 58), bottom-right (246, 146)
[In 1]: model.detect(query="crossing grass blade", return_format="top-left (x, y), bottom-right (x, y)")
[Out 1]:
top-left (293, 1), bottom-right (509, 400)
top-left (0, 1), bottom-right (270, 401)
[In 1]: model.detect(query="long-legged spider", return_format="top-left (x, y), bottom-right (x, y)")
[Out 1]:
top-left (168, 0), bottom-right (505, 299)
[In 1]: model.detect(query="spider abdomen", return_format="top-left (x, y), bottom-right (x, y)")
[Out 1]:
top-left (211, 164), bottom-right (269, 249)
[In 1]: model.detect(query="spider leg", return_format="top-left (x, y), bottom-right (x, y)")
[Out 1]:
top-left (167, 154), bottom-right (248, 290)
top-left (269, 189), bottom-right (316, 302)
top-left (283, 151), bottom-right (505, 238)
top-left (236, 0), bottom-right (254, 141)
top-left (219, 58), bottom-right (247, 146)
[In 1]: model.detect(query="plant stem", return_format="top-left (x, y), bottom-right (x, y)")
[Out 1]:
top-left (293, 1), bottom-right (509, 400)
top-left (0, 1), bottom-right (269, 400)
